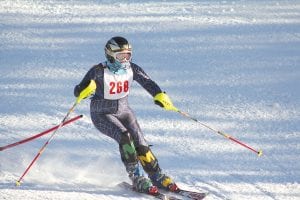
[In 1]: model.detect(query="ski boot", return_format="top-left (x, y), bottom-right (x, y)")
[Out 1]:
top-left (119, 132), bottom-right (158, 195)
top-left (135, 144), bottom-right (178, 192)
top-left (127, 163), bottom-right (158, 195)
top-left (132, 175), bottom-right (158, 195)
top-left (149, 171), bottom-right (179, 192)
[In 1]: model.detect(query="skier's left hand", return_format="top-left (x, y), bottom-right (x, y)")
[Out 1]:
top-left (153, 92), bottom-right (178, 111)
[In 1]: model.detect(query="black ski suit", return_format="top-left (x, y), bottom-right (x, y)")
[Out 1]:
top-left (75, 62), bottom-right (162, 174)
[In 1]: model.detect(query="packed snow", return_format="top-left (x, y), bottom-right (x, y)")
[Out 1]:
top-left (1, 0), bottom-right (299, 199)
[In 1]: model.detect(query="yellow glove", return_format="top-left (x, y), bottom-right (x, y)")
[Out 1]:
top-left (76, 80), bottom-right (97, 104)
top-left (153, 92), bottom-right (178, 111)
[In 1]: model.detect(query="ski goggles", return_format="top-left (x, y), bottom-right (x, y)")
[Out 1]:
top-left (114, 51), bottom-right (132, 63)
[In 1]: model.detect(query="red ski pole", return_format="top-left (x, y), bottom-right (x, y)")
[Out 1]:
top-left (153, 93), bottom-right (262, 156)
top-left (15, 80), bottom-right (96, 186)
top-left (177, 110), bottom-right (263, 156)
top-left (15, 102), bottom-right (78, 186)
top-left (0, 115), bottom-right (83, 152)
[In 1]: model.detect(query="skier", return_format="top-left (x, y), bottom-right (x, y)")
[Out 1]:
top-left (74, 36), bottom-right (178, 195)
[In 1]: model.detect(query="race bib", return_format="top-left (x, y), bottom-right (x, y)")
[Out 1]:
top-left (103, 68), bottom-right (133, 100)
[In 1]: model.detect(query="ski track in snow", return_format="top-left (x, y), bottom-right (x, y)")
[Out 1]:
top-left (1, 0), bottom-right (300, 199)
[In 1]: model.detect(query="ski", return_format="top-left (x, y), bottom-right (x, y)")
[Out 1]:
top-left (171, 187), bottom-right (208, 200)
top-left (118, 181), bottom-right (181, 200)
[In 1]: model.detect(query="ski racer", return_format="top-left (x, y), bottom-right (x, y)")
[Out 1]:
top-left (74, 36), bottom-right (178, 195)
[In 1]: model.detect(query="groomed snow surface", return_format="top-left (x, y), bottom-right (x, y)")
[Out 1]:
top-left (0, 1), bottom-right (299, 199)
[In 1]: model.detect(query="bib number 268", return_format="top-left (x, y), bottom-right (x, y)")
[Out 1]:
top-left (109, 80), bottom-right (129, 94)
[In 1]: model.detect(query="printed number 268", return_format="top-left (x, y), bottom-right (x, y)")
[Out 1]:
top-left (109, 81), bottom-right (129, 94)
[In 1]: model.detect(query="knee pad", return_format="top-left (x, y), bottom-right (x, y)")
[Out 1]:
top-left (119, 132), bottom-right (138, 164)
top-left (136, 145), bottom-right (160, 174)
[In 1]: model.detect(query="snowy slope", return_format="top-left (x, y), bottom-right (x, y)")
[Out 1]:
top-left (1, 0), bottom-right (300, 199)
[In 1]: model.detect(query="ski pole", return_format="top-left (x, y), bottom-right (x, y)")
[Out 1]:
top-left (15, 80), bottom-right (96, 186)
top-left (154, 95), bottom-right (262, 157)
top-left (0, 115), bottom-right (83, 152)
top-left (177, 110), bottom-right (263, 157)
top-left (15, 102), bottom-right (77, 186)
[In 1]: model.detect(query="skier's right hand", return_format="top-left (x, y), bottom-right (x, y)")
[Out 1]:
top-left (74, 80), bottom-right (97, 103)
top-left (74, 85), bottom-right (81, 97)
